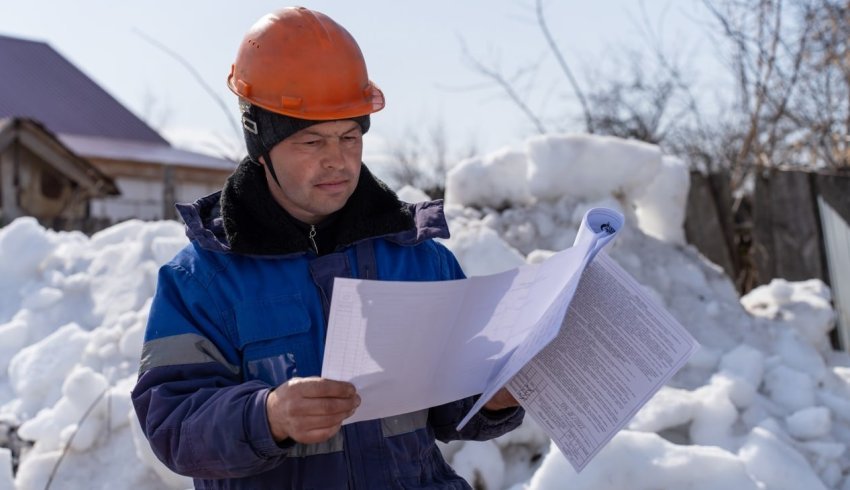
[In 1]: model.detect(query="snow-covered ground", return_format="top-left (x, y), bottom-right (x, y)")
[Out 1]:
top-left (1, 133), bottom-right (849, 489)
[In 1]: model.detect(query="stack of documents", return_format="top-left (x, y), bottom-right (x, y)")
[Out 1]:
top-left (322, 208), bottom-right (699, 471)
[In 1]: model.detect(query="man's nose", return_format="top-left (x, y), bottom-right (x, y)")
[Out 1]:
top-left (321, 139), bottom-right (346, 168)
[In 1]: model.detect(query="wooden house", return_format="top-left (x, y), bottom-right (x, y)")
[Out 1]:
top-left (0, 34), bottom-right (236, 231)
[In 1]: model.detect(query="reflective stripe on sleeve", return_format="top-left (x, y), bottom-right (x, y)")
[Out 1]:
top-left (381, 409), bottom-right (429, 437)
top-left (289, 432), bottom-right (344, 457)
top-left (139, 332), bottom-right (240, 375)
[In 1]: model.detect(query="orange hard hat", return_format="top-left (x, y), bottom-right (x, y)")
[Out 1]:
top-left (227, 6), bottom-right (385, 120)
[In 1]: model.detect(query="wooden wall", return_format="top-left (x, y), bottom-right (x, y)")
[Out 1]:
top-left (684, 168), bottom-right (850, 350)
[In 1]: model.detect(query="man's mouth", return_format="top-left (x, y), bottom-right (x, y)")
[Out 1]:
top-left (315, 180), bottom-right (348, 190)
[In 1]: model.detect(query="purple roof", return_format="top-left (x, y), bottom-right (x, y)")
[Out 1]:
top-left (0, 34), bottom-right (168, 145)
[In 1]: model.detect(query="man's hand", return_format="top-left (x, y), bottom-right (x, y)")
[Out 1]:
top-left (266, 377), bottom-right (360, 444)
top-left (483, 387), bottom-right (519, 412)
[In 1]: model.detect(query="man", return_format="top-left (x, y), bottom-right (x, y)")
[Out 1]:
top-left (131, 6), bottom-right (523, 489)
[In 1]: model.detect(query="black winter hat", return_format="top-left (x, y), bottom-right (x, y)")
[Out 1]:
top-left (241, 102), bottom-right (371, 163)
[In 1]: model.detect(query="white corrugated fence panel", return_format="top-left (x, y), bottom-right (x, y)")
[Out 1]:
top-left (818, 196), bottom-right (850, 352)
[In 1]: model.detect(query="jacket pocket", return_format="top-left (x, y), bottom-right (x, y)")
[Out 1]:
top-left (234, 294), bottom-right (317, 386)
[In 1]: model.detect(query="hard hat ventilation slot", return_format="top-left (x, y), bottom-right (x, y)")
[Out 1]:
top-left (281, 96), bottom-right (303, 109)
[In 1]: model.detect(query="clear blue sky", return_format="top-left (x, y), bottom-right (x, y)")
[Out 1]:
top-left (0, 0), bottom-right (718, 159)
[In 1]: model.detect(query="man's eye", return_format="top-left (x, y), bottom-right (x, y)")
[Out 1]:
top-left (303, 140), bottom-right (321, 146)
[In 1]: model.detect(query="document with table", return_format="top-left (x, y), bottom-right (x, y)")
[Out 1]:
top-left (321, 207), bottom-right (699, 472)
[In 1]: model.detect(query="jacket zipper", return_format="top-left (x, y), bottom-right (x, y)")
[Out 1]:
top-left (308, 225), bottom-right (319, 255)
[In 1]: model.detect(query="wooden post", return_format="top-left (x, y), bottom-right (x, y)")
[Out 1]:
top-left (162, 164), bottom-right (176, 220)
top-left (684, 171), bottom-right (736, 279)
top-left (0, 144), bottom-right (21, 225)
top-left (752, 170), bottom-right (825, 284)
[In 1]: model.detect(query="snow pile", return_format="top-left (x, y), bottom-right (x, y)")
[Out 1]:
top-left (1, 132), bottom-right (849, 489)
top-left (440, 133), bottom-right (850, 489)
top-left (0, 218), bottom-right (191, 488)
top-left (445, 147), bottom-right (531, 210)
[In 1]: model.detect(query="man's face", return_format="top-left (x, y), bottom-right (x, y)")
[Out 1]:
top-left (262, 120), bottom-right (363, 224)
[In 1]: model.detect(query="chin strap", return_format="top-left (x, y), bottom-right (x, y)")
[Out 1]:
top-left (262, 150), bottom-right (283, 188)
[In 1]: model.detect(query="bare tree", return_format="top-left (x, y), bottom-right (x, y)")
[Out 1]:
top-left (533, 0), bottom-right (595, 133)
top-left (698, 0), bottom-right (815, 187)
top-left (787, 1), bottom-right (850, 169)
top-left (385, 119), bottom-right (472, 199)
top-left (134, 29), bottom-right (244, 162)
top-left (464, 0), bottom-right (849, 185)
top-left (463, 0), bottom-right (701, 152)
top-left (685, 0), bottom-right (850, 186)
top-left (584, 51), bottom-right (685, 144)
top-left (459, 39), bottom-right (550, 135)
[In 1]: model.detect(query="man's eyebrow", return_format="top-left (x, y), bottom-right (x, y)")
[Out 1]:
top-left (295, 129), bottom-right (324, 137)
top-left (297, 125), bottom-right (361, 138)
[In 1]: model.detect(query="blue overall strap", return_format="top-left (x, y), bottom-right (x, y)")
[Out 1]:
top-left (354, 240), bottom-right (377, 279)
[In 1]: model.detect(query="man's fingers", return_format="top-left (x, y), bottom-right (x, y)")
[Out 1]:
top-left (291, 377), bottom-right (357, 398)
top-left (289, 413), bottom-right (351, 430)
top-left (483, 387), bottom-right (520, 411)
top-left (266, 377), bottom-right (361, 444)
top-left (290, 395), bottom-right (360, 417)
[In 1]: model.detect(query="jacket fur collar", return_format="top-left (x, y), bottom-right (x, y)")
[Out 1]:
top-left (176, 158), bottom-right (448, 256)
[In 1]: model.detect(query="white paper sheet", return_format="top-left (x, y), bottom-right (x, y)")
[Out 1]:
top-left (506, 253), bottom-right (700, 472)
top-left (321, 208), bottom-right (624, 425)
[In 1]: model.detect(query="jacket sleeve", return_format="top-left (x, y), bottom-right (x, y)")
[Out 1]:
top-left (434, 240), bottom-right (466, 282)
top-left (131, 260), bottom-right (290, 478)
top-left (429, 396), bottom-right (525, 443)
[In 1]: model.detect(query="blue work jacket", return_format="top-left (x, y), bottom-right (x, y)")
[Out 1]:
top-left (131, 169), bottom-right (523, 489)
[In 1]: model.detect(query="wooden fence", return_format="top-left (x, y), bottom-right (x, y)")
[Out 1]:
top-left (684, 169), bottom-right (850, 350)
